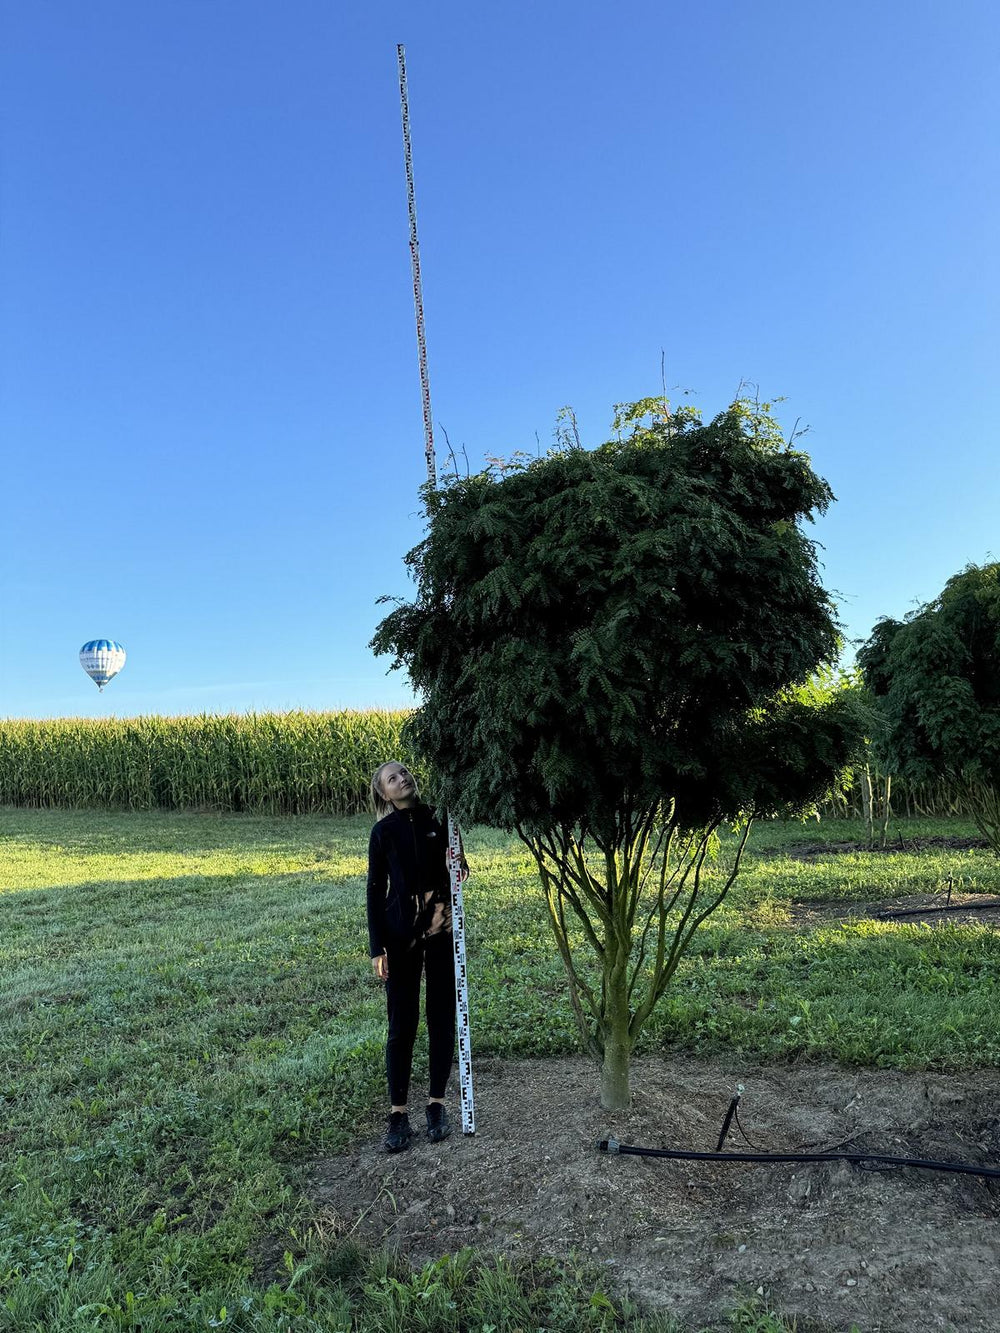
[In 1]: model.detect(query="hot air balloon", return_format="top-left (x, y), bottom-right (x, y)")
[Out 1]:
top-left (80, 640), bottom-right (127, 692)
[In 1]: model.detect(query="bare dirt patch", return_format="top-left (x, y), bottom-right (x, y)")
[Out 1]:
top-left (775, 836), bottom-right (988, 862)
top-left (306, 1055), bottom-right (1000, 1332)
top-left (786, 893), bottom-right (1000, 930)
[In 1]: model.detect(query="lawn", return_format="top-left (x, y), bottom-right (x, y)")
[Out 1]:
top-left (1, 807), bottom-right (998, 1331)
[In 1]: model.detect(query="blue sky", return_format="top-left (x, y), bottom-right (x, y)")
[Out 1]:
top-left (2, 0), bottom-right (997, 719)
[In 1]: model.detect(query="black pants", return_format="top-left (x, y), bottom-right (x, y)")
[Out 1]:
top-left (385, 932), bottom-right (456, 1107)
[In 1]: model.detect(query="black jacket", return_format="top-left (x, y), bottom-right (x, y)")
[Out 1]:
top-left (366, 803), bottom-right (454, 956)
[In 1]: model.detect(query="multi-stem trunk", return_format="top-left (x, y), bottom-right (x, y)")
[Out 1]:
top-left (600, 964), bottom-right (633, 1109)
top-left (521, 812), bottom-right (752, 1112)
top-left (599, 847), bottom-right (634, 1109)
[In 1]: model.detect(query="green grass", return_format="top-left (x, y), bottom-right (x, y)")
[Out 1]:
top-left (1, 807), bottom-right (996, 1330)
top-left (728, 813), bottom-right (1000, 904)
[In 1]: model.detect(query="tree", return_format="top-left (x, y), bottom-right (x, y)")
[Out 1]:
top-left (858, 561), bottom-right (1000, 852)
top-left (373, 398), bottom-right (867, 1108)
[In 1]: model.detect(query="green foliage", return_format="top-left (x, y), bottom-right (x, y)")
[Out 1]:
top-left (374, 398), bottom-right (865, 834)
top-left (858, 562), bottom-right (1000, 847)
top-left (355, 1248), bottom-right (649, 1333)
top-left (775, 666), bottom-right (869, 818)
top-left (0, 710), bottom-right (420, 815)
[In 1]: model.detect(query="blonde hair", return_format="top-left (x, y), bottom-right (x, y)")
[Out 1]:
top-left (371, 761), bottom-right (419, 819)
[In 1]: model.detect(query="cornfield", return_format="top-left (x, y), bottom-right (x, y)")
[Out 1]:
top-left (816, 767), bottom-right (968, 822)
top-left (0, 710), bottom-right (980, 827)
top-left (0, 710), bottom-right (424, 815)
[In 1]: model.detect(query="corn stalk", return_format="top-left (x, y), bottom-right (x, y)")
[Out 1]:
top-left (0, 710), bottom-right (421, 814)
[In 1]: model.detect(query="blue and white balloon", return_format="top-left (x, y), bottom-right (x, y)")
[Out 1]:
top-left (80, 640), bottom-right (127, 692)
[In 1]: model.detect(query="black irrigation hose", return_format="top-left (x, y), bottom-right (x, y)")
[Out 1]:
top-left (879, 899), bottom-right (1000, 920)
top-left (597, 1137), bottom-right (1000, 1182)
top-left (714, 1095), bottom-right (740, 1152)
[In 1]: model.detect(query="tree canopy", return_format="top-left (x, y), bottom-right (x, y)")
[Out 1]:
top-left (373, 400), bottom-right (863, 835)
top-left (858, 562), bottom-right (1000, 832)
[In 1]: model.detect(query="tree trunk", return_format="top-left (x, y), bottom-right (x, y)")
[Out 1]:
top-left (600, 1012), bottom-right (632, 1109)
top-left (860, 763), bottom-right (874, 844)
top-left (880, 772), bottom-right (892, 849)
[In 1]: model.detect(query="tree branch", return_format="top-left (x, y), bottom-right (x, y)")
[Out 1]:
top-left (521, 834), bottom-right (604, 1057)
top-left (649, 819), bottom-right (754, 1015)
top-left (628, 824), bottom-right (718, 1039)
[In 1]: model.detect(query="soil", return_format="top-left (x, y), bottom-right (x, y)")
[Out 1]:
top-left (775, 836), bottom-right (989, 861)
top-left (786, 892), bottom-right (1000, 930)
top-left (305, 1055), bottom-right (1000, 1332)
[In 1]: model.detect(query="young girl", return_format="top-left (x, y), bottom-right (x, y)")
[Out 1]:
top-left (366, 760), bottom-right (468, 1152)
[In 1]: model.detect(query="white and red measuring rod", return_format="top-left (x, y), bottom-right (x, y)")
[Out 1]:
top-left (397, 43), bottom-right (475, 1135)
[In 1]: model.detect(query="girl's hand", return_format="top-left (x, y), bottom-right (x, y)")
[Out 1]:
top-left (371, 953), bottom-right (389, 981)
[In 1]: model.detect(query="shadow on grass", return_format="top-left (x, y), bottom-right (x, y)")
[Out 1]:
top-left (0, 803), bottom-right (371, 857)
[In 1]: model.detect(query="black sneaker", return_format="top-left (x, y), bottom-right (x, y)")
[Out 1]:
top-left (385, 1111), bottom-right (412, 1153)
top-left (426, 1102), bottom-right (451, 1143)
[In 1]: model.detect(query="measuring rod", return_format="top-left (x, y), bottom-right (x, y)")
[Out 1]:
top-left (397, 42), bottom-right (476, 1135)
